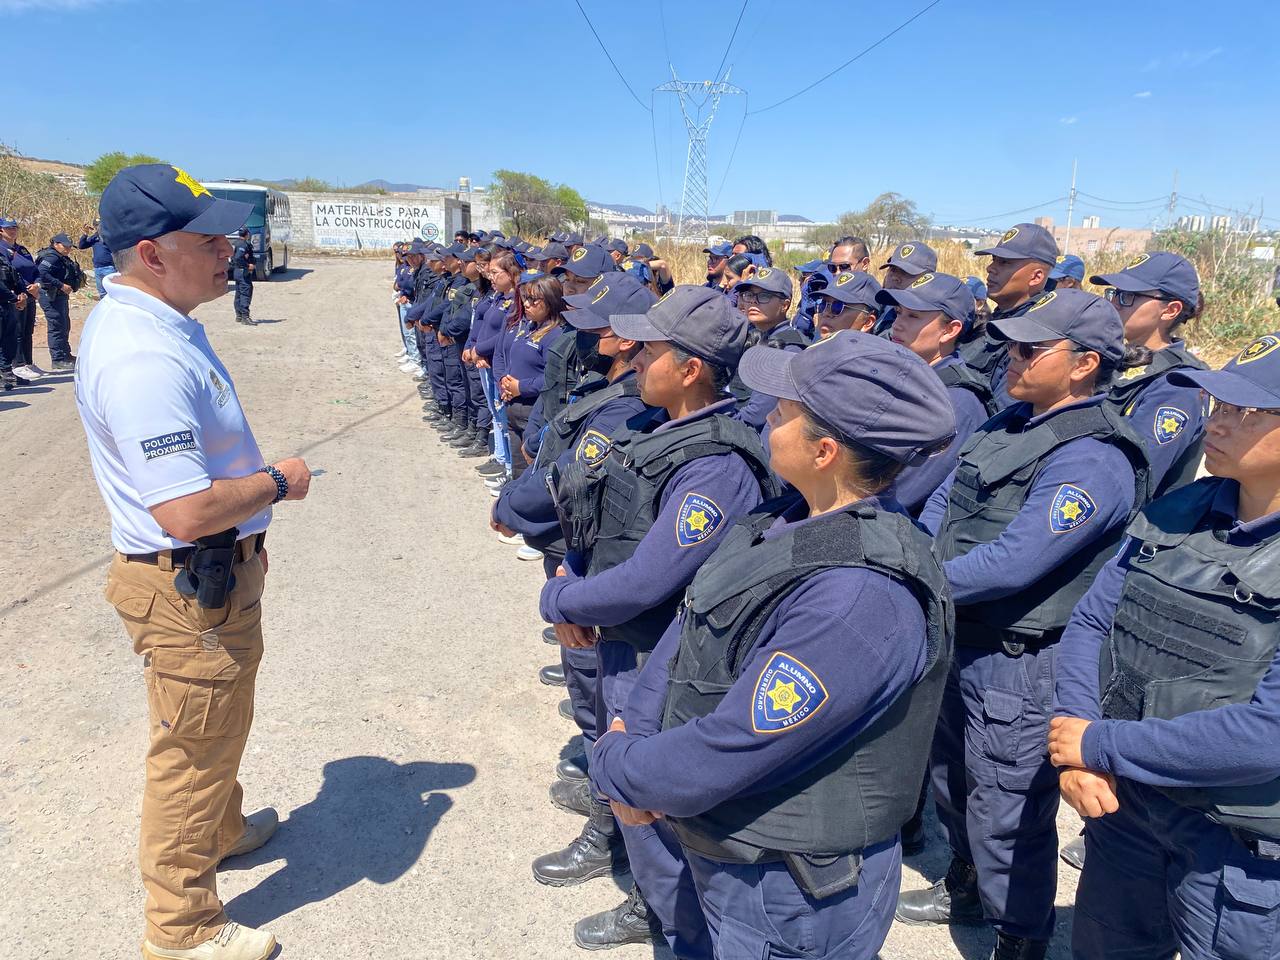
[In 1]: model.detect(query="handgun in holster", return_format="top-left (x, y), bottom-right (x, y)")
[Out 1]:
top-left (174, 527), bottom-right (240, 609)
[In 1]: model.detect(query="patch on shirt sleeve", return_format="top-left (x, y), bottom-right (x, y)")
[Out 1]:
top-left (675, 492), bottom-right (724, 547)
top-left (1049, 483), bottom-right (1097, 534)
top-left (752, 651), bottom-right (829, 734)
top-left (575, 429), bottom-right (612, 465)
top-left (1154, 406), bottom-right (1189, 445)
top-left (140, 430), bottom-right (197, 461)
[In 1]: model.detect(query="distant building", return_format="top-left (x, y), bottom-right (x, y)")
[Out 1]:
top-left (1177, 214), bottom-right (1206, 232)
top-left (1009, 217), bottom-right (1153, 257)
top-left (1081, 215), bottom-right (1101, 229)
top-left (1211, 214), bottom-right (1232, 232)
top-left (732, 209), bottom-right (777, 226)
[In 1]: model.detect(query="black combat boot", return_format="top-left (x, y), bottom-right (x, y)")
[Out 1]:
top-left (539, 663), bottom-right (566, 686)
top-left (457, 425), bottom-right (490, 458)
top-left (574, 884), bottom-right (664, 950)
top-left (531, 800), bottom-right (628, 887)
top-left (895, 856), bottom-right (984, 925)
top-left (421, 404), bottom-right (446, 422)
top-left (431, 409), bottom-right (455, 431)
top-left (1060, 834), bottom-right (1085, 871)
top-left (991, 932), bottom-right (1049, 960)
top-left (549, 776), bottom-right (591, 816)
top-left (440, 412), bottom-right (469, 441)
top-left (449, 422), bottom-right (477, 447)
top-left (556, 755), bottom-right (588, 784)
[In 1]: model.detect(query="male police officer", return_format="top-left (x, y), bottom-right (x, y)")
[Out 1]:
top-left (230, 227), bottom-right (255, 324)
top-left (875, 241), bottom-right (939, 335)
top-left (75, 163), bottom-right (312, 960)
top-left (80, 219), bottom-right (117, 297)
top-left (1048, 254), bottom-right (1085, 291)
top-left (36, 232), bottom-right (83, 370)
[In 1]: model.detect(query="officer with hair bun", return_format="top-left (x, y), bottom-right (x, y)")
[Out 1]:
top-left (899, 288), bottom-right (1151, 960)
top-left (1051, 333), bottom-right (1280, 959)
top-left (589, 330), bottom-right (957, 960)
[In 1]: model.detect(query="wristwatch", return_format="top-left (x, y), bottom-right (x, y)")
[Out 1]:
top-left (260, 465), bottom-right (288, 504)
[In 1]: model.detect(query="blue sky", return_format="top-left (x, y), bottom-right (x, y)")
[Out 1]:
top-left (3, 0), bottom-right (1276, 228)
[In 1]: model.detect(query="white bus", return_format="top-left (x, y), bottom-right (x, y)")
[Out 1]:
top-left (201, 180), bottom-right (291, 280)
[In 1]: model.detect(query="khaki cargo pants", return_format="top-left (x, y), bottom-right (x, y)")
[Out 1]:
top-left (105, 539), bottom-right (266, 949)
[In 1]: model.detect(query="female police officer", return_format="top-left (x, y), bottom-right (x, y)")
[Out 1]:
top-left (1050, 333), bottom-right (1280, 960)
top-left (588, 330), bottom-right (958, 959)
top-left (898, 288), bottom-right (1150, 960)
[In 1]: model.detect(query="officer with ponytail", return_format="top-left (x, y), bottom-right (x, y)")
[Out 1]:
top-left (589, 331), bottom-right (958, 960)
top-left (1051, 333), bottom-right (1280, 959)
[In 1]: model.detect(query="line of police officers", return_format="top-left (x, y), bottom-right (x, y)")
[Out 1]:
top-left (392, 221), bottom-right (1280, 960)
top-left (0, 219), bottom-right (87, 388)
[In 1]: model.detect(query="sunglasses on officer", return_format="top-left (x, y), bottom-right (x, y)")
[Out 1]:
top-left (737, 290), bottom-right (784, 306)
top-left (1006, 340), bottom-right (1087, 363)
top-left (1203, 394), bottom-right (1280, 425)
top-left (816, 298), bottom-right (872, 318)
top-left (1104, 288), bottom-right (1175, 308)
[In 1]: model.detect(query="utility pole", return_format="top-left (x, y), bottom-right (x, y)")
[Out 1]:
top-left (656, 66), bottom-right (746, 242)
top-left (1063, 158), bottom-right (1078, 254)
top-left (1166, 169), bottom-right (1179, 229)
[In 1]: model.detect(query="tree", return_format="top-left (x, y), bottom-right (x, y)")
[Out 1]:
top-left (489, 169), bottom-right (589, 238)
top-left (807, 191), bottom-right (930, 251)
top-left (84, 151), bottom-right (165, 194)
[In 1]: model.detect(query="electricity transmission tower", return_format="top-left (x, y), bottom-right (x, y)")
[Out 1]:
top-left (656, 67), bottom-right (745, 241)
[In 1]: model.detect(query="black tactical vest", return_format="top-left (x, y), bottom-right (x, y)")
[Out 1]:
top-left (534, 374), bottom-right (643, 470)
top-left (571, 414), bottom-right (776, 651)
top-left (539, 335), bottom-right (584, 426)
top-left (939, 402), bottom-right (1151, 645)
top-left (662, 497), bottom-right (953, 862)
top-left (936, 357), bottom-right (998, 418)
top-left (1099, 479), bottom-right (1280, 838)
top-left (728, 324), bottom-right (810, 405)
top-left (1106, 343), bottom-right (1207, 497)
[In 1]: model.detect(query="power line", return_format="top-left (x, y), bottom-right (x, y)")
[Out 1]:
top-left (714, 0), bottom-right (749, 84)
top-left (649, 89), bottom-right (666, 216)
top-left (572, 0), bottom-right (650, 112)
top-left (1076, 191), bottom-right (1168, 206)
top-left (748, 0), bottom-right (944, 115)
top-left (711, 92), bottom-right (749, 211)
top-left (658, 0), bottom-right (672, 65)
top-left (935, 197), bottom-right (1068, 225)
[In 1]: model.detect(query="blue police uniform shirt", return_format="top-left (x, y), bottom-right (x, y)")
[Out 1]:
top-left (589, 493), bottom-right (929, 817)
top-left (473, 294), bottom-right (514, 362)
top-left (1055, 479), bottom-right (1280, 790)
top-left (892, 352), bottom-right (992, 516)
top-left (732, 321), bottom-right (806, 432)
top-left (493, 371), bottom-right (650, 539)
top-left (918, 394), bottom-right (1137, 604)
top-left (539, 398), bottom-right (765, 628)
top-left (0, 238), bottom-right (37, 285)
top-left (78, 232), bottom-right (116, 269)
top-left (1114, 345), bottom-right (1207, 492)
top-left (497, 320), bottom-right (566, 402)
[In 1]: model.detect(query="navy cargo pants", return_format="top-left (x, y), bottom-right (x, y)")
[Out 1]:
top-left (1075, 778), bottom-right (1280, 960)
top-left (232, 268), bottom-right (253, 319)
top-left (39, 289), bottom-right (72, 362)
top-left (423, 331), bottom-right (449, 409)
top-left (440, 338), bottom-right (469, 420)
top-left (930, 641), bottom-right (1060, 942)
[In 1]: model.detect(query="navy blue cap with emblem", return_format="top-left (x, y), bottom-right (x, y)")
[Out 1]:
top-left (0, 216), bottom-right (17, 229)
top-left (605, 238), bottom-right (628, 254)
top-left (1168, 331), bottom-right (1280, 409)
top-left (564, 272), bottom-right (657, 328)
top-left (540, 240), bottom-right (570, 261)
top-left (876, 271), bottom-right (973, 326)
top-left (1050, 254), bottom-right (1085, 282)
top-left (98, 163), bottom-right (251, 253)
top-left (796, 258), bottom-right (826, 275)
top-left (552, 243), bottom-right (614, 278)
top-left (518, 268), bottom-right (546, 286)
top-left (407, 238), bottom-right (430, 255)
top-left (817, 270), bottom-right (882, 307)
top-left (702, 241), bottom-right (733, 258)
top-left (881, 241), bottom-right (937, 276)
top-left (632, 242), bottom-right (655, 259)
top-left (565, 231), bottom-right (584, 246)
top-left (1091, 251), bottom-right (1200, 308)
top-left (738, 330), bottom-right (957, 465)
top-left (611, 283), bottom-right (749, 368)
top-left (456, 246), bottom-right (481, 262)
top-left (734, 265), bottom-right (794, 299)
top-left (965, 275), bottom-right (989, 301)
top-left (976, 222), bottom-right (1059, 266)
top-left (989, 288), bottom-right (1125, 364)
top-left (51, 232), bottom-right (73, 246)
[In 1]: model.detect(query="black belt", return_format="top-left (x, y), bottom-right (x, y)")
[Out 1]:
top-left (125, 532), bottom-right (265, 566)
top-left (1231, 829), bottom-right (1280, 861)
top-left (956, 624), bottom-right (1064, 656)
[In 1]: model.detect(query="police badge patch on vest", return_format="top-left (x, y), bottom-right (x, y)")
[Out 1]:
top-left (1154, 406), bottom-right (1189, 445)
top-left (576, 429), bottom-right (611, 465)
top-left (752, 651), bottom-right (829, 734)
top-left (675, 492), bottom-right (725, 547)
top-left (1049, 483), bottom-right (1097, 533)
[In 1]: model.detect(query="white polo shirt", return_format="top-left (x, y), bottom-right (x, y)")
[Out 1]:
top-left (75, 275), bottom-right (271, 553)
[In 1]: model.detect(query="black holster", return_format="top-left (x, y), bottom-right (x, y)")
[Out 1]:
top-left (782, 851), bottom-right (863, 900)
top-left (174, 528), bottom-right (239, 609)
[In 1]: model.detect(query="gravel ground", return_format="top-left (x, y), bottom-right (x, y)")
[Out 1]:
top-left (0, 257), bottom-right (1082, 959)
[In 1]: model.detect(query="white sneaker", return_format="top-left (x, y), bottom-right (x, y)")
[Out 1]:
top-left (399, 360), bottom-right (420, 374)
top-left (11, 364), bottom-right (40, 380)
top-left (24, 362), bottom-right (49, 375)
top-left (489, 485), bottom-right (502, 499)
top-left (516, 544), bottom-right (544, 561)
top-left (143, 922), bottom-right (275, 959)
top-left (497, 531), bottom-right (523, 545)
top-left (394, 348), bottom-right (408, 360)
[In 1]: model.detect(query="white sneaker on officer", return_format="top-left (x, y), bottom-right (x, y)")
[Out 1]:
top-left (143, 922), bottom-right (275, 960)
top-left (394, 348), bottom-right (407, 360)
top-left (516, 544), bottom-right (544, 561)
top-left (497, 531), bottom-right (523, 545)
top-left (11, 364), bottom-right (40, 380)
top-left (398, 360), bottom-right (419, 374)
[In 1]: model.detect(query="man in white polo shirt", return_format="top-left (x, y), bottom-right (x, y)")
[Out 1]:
top-left (75, 163), bottom-right (311, 960)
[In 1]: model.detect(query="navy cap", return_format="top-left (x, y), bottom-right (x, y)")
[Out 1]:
top-left (1090, 251), bottom-right (1200, 308)
top-left (703, 241), bottom-right (732, 258)
top-left (564, 272), bottom-right (657, 327)
top-left (441, 242), bottom-right (466, 259)
top-left (990, 288), bottom-right (1124, 364)
top-left (1050, 254), bottom-right (1085, 282)
top-left (552, 243), bottom-right (612, 278)
top-left (51, 232), bottom-right (73, 246)
top-left (876, 271), bottom-right (973, 325)
top-left (976, 222), bottom-right (1059, 266)
top-left (565, 231), bottom-right (584, 245)
top-left (632, 242), bottom-right (655, 259)
top-left (98, 163), bottom-right (251, 253)
top-left (549, 231), bottom-right (568, 243)
top-left (965, 276), bottom-right (989, 301)
top-left (490, 230), bottom-right (506, 239)
top-left (1168, 332), bottom-right (1280, 409)
top-left (457, 246), bottom-right (481, 263)
top-left (738, 330), bottom-right (956, 465)
top-left (518, 268), bottom-right (546, 286)
top-left (611, 284), bottom-right (749, 368)
top-left (407, 238), bottom-right (430, 255)
top-left (817, 270), bottom-right (882, 308)
top-left (0, 216), bottom-right (16, 229)
top-left (426, 246), bottom-right (448, 262)
top-left (734, 264), bottom-right (794, 299)
top-left (525, 245), bottom-right (544, 260)
top-left (796, 258), bottom-right (827, 274)
top-left (605, 238), bottom-right (629, 254)
top-left (540, 240), bottom-right (570, 261)
top-left (881, 241), bottom-right (938, 277)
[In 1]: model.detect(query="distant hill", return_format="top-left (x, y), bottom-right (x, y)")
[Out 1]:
top-left (779, 214), bottom-right (813, 223)
top-left (263, 177), bottom-right (438, 194)
top-left (588, 200), bottom-right (654, 217)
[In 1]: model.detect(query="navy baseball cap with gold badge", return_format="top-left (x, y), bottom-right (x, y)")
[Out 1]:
top-left (738, 330), bottom-right (956, 465)
top-left (989, 288), bottom-right (1125, 363)
top-left (876, 271), bottom-right (974, 327)
top-left (553, 243), bottom-right (614, 278)
top-left (818, 270), bottom-right (883, 307)
top-left (98, 163), bottom-right (251, 253)
top-left (611, 284), bottom-right (749, 368)
top-left (1091, 251), bottom-right (1200, 307)
top-left (1168, 332), bottom-right (1280, 409)
top-left (563, 272), bottom-right (656, 328)
top-left (976, 222), bottom-right (1059, 266)
top-left (881, 241), bottom-right (937, 276)
top-left (734, 264), bottom-right (794, 299)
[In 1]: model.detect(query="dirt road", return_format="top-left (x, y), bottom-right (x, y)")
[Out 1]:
top-left (0, 257), bottom-right (1079, 959)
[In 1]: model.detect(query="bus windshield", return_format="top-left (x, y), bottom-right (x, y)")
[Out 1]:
top-left (207, 188), bottom-right (266, 229)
